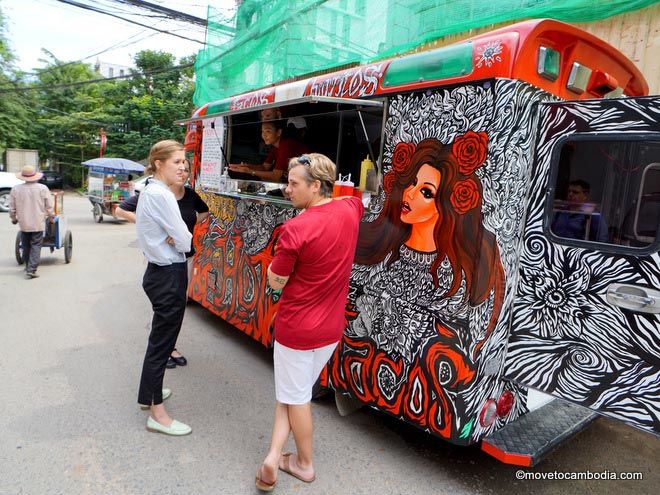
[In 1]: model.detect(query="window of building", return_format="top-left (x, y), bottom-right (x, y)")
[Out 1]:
top-left (108, 67), bottom-right (114, 78)
top-left (547, 137), bottom-right (660, 251)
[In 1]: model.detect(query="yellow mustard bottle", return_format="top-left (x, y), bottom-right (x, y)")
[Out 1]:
top-left (359, 155), bottom-right (374, 191)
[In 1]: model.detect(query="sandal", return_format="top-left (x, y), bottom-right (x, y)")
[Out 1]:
top-left (279, 453), bottom-right (315, 483)
top-left (255, 466), bottom-right (276, 492)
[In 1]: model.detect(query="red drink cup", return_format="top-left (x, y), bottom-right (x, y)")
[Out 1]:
top-left (340, 182), bottom-right (354, 196)
top-left (333, 182), bottom-right (342, 197)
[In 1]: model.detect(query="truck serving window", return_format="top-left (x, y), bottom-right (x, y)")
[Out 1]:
top-left (227, 100), bottom-right (384, 181)
top-left (547, 137), bottom-right (660, 252)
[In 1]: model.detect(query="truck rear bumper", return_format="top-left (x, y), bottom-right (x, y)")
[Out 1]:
top-left (481, 398), bottom-right (598, 466)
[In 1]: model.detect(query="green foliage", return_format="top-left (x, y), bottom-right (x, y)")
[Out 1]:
top-left (28, 51), bottom-right (117, 186)
top-left (0, 6), bottom-right (34, 154)
top-left (0, 24), bottom-right (195, 186)
top-left (105, 50), bottom-right (195, 166)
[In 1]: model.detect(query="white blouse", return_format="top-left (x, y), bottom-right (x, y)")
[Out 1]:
top-left (136, 178), bottom-right (191, 265)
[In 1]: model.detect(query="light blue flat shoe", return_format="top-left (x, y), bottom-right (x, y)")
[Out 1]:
top-left (139, 388), bottom-right (172, 410)
top-left (146, 416), bottom-right (192, 436)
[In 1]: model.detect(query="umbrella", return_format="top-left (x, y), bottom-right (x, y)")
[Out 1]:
top-left (82, 157), bottom-right (145, 173)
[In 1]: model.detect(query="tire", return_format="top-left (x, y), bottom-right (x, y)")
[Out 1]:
top-left (93, 203), bottom-right (103, 223)
top-left (15, 232), bottom-right (24, 265)
top-left (0, 190), bottom-right (10, 213)
top-left (64, 231), bottom-right (73, 263)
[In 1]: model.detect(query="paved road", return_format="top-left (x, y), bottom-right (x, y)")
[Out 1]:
top-left (0, 192), bottom-right (657, 495)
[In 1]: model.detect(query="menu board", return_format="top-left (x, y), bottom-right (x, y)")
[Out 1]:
top-left (200, 117), bottom-right (225, 191)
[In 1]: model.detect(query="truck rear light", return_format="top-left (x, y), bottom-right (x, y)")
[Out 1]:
top-left (479, 399), bottom-right (498, 427)
top-left (497, 390), bottom-right (515, 417)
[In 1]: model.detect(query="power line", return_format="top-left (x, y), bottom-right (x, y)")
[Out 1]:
top-left (0, 62), bottom-right (194, 93)
top-left (52, 0), bottom-right (205, 45)
top-left (108, 0), bottom-right (209, 28)
top-left (24, 30), bottom-right (158, 77)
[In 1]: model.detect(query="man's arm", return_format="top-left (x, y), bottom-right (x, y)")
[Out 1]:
top-left (115, 206), bottom-right (136, 223)
top-left (252, 168), bottom-right (284, 182)
top-left (9, 188), bottom-right (18, 223)
top-left (267, 264), bottom-right (289, 290)
top-left (44, 189), bottom-right (55, 218)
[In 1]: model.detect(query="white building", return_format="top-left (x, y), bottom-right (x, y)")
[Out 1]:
top-left (94, 60), bottom-right (131, 79)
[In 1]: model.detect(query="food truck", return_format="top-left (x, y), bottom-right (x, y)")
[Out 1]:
top-left (179, 19), bottom-right (659, 466)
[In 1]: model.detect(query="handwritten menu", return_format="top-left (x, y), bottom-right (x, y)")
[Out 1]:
top-left (200, 117), bottom-right (225, 190)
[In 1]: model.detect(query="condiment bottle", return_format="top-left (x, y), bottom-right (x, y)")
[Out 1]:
top-left (359, 155), bottom-right (374, 191)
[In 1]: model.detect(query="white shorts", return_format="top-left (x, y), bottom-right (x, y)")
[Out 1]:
top-left (273, 340), bottom-right (338, 405)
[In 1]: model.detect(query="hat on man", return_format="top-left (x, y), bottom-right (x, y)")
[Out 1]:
top-left (286, 117), bottom-right (307, 129)
top-left (16, 165), bottom-right (43, 182)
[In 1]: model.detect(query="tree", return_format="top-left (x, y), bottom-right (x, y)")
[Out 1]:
top-left (29, 51), bottom-right (116, 186)
top-left (0, 6), bottom-right (34, 156)
top-left (1, 23), bottom-right (196, 186)
top-left (104, 50), bottom-right (195, 161)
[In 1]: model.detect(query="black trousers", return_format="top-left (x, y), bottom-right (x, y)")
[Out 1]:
top-left (138, 262), bottom-right (188, 406)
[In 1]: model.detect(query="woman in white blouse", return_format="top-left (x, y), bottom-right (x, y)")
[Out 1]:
top-left (136, 140), bottom-right (193, 436)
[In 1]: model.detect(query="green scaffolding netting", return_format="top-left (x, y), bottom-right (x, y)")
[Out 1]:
top-left (194, 0), bottom-right (658, 106)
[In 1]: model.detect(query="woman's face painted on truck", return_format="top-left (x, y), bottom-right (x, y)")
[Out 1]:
top-left (261, 123), bottom-right (282, 147)
top-left (400, 164), bottom-right (440, 225)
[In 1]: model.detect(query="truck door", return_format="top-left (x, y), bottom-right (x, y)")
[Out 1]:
top-left (505, 96), bottom-right (660, 436)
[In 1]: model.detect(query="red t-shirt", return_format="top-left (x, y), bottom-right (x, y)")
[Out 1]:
top-left (270, 197), bottom-right (364, 350)
top-left (264, 138), bottom-right (310, 172)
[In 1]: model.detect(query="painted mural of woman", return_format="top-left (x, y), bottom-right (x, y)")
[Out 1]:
top-left (348, 133), bottom-right (505, 362)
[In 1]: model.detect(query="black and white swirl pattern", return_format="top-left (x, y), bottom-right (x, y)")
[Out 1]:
top-left (506, 96), bottom-right (660, 435)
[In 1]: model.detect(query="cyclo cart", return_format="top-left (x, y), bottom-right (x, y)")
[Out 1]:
top-left (83, 157), bottom-right (144, 222)
top-left (15, 191), bottom-right (72, 265)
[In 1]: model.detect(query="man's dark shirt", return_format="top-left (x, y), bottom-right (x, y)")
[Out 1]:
top-left (552, 211), bottom-right (609, 242)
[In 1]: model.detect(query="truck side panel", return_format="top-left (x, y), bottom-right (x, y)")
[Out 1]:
top-left (505, 96), bottom-right (660, 436)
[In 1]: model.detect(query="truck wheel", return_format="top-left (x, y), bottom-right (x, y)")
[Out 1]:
top-left (93, 203), bottom-right (103, 223)
top-left (64, 231), bottom-right (73, 263)
top-left (0, 190), bottom-right (10, 212)
top-left (15, 232), bottom-right (24, 264)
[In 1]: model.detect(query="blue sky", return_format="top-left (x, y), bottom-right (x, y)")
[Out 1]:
top-left (2, 0), bottom-right (222, 72)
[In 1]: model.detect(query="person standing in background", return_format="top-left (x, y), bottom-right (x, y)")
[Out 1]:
top-left (135, 140), bottom-right (192, 436)
top-left (9, 165), bottom-right (55, 279)
top-left (552, 179), bottom-right (609, 242)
